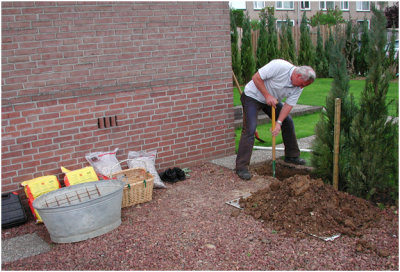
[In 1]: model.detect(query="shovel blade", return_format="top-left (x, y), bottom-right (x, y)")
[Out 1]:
top-left (272, 160), bottom-right (276, 178)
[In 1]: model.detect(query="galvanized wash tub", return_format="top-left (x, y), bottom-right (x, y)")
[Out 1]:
top-left (33, 179), bottom-right (124, 243)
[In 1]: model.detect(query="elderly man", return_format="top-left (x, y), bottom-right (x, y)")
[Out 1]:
top-left (236, 59), bottom-right (316, 180)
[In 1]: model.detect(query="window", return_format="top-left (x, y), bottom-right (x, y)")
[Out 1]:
top-left (229, 1), bottom-right (246, 10)
top-left (340, 1), bottom-right (349, 11)
top-left (357, 20), bottom-right (370, 29)
top-left (253, 1), bottom-right (265, 10)
top-left (276, 20), bottom-right (295, 29)
top-left (357, 20), bottom-right (370, 40)
top-left (356, 1), bottom-right (370, 11)
top-left (320, 1), bottom-right (335, 10)
top-left (276, 1), bottom-right (294, 10)
top-left (300, 1), bottom-right (311, 10)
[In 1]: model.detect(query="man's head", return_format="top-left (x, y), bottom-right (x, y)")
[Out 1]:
top-left (291, 66), bottom-right (316, 88)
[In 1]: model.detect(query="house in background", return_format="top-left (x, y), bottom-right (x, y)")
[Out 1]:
top-left (230, 1), bottom-right (397, 31)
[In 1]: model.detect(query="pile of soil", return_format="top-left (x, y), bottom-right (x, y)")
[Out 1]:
top-left (251, 159), bottom-right (316, 180)
top-left (240, 174), bottom-right (381, 238)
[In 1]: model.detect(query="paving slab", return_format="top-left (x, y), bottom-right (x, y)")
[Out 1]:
top-left (1, 233), bottom-right (51, 263)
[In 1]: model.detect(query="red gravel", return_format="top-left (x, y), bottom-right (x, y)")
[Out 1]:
top-left (2, 162), bottom-right (398, 270)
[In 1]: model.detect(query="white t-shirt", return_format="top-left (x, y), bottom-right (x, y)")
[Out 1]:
top-left (243, 59), bottom-right (302, 106)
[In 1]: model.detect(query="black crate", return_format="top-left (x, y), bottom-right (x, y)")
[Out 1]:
top-left (2, 192), bottom-right (27, 229)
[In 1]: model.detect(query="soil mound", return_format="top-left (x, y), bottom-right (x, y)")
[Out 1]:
top-left (240, 174), bottom-right (380, 238)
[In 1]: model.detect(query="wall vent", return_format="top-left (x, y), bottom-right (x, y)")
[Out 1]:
top-left (98, 116), bottom-right (118, 129)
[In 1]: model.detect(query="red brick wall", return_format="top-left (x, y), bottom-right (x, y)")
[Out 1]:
top-left (1, 1), bottom-right (235, 193)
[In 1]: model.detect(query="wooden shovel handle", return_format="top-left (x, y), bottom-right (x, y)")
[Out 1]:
top-left (232, 71), bottom-right (242, 95)
top-left (272, 107), bottom-right (276, 161)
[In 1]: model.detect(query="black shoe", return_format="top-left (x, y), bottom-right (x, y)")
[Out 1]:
top-left (173, 167), bottom-right (186, 181)
top-left (236, 169), bottom-right (252, 180)
top-left (160, 168), bottom-right (178, 182)
top-left (284, 157), bottom-right (306, 165)
top-left (160, 167), bottom-right (186, 182)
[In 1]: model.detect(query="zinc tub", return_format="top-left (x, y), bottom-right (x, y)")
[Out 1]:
top-left (33, 179), bottom-right (124, 243)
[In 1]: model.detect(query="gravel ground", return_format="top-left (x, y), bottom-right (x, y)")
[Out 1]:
top-left (2, 162), bottom-right (398, 270)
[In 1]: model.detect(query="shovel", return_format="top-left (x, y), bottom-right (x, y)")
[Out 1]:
top-left (271, 106), bottom-right (276, 178)
top-left (232, 71), bottom-right (265, 143)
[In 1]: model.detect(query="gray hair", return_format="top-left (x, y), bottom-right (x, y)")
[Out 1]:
top-left (295, 66), bottom-right (316, 82)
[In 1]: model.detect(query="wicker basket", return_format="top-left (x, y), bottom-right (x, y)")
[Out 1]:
top-left (110, 167), bottom-right (154, 208)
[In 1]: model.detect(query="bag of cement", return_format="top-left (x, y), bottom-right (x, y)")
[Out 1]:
top-left (85, 148), bottom-right (122, 178)
top-left (127, 150), bottom-right (166, 188)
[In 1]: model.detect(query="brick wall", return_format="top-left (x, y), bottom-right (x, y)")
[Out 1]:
top-left (1, 1), bottom-right (235, 193)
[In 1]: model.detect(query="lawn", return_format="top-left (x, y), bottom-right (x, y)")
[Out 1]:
top-left (234, 78), bottom-right (399, 116)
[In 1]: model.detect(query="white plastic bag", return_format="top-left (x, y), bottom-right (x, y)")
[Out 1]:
top-left (127, 150), bottom-right (166, 188)
top-left (85, 148), bottom-right (122, 178)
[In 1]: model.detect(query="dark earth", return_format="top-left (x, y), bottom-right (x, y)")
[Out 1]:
top-left (242, 160), bottom-right (391, 257)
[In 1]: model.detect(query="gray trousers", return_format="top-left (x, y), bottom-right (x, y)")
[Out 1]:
top-left (235, 94), bottom-right (300, 171)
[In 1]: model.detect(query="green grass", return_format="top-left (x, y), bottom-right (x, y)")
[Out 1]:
top-left (233, 86), bottom-right (241, 106)
top-left (234, 78), bottom-right (399, 116)
top-left (235, 112), bottom-right (320, 153)
top-left (299, 78), bottom-right (399, 116)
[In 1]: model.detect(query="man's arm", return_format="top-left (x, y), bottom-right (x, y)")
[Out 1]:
top-left (252, 72), bottom-right (277, 107)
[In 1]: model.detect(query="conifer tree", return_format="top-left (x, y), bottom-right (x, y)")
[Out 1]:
top-left (298, 12), bottom-right (314, 67)
top-left (315, 25), bottom-right (329, 77)
top-left (354, 20), bottom-right (370, 76)
top-left (266, 8), bottom-right (279, 63)
top-left (241, 13), bottom-right (256, 84)
top-left (286, 18), bottom-right (297, 64)
top-left (343, 19), bottom-right (358, 75)
top-left (324, 29), bottom-right (334, 74)
top-left (345, 6), bottom-right (398, 202)
top-left (230, 9), bottom-right (241, 82)
top-left (256, 10), bottom-right (268, 69)
top-left (279, 20), bottom-right (290, 62)
top-left (385, 29), bottom-right (399, 77)
top-left (311, 38), bottom-right (358, 190)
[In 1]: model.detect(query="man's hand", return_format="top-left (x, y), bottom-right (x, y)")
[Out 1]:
top-left (271, 123), bottom-right (281, 137)
top-left (266, 95), bottom-right (278, 108)
top-left (252, 72), bottom-right (277, 107)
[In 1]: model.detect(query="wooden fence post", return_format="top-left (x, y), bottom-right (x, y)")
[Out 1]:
top-left (333, 98), bottom-right (341, 190)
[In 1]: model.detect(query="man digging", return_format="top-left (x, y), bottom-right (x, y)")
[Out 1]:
top-left (236, 59), bottom-right (316, 180)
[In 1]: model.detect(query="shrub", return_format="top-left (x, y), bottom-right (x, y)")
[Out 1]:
top-left (298, 12), bottom-right (314, 67)
top-left (230, 8), bottom-right (241, 83)
top-left (314, 25), bottom-right (329, 77)
top-left (265, 8), bottom-right (279, 63)
top-left (345, 6), bottom-right (398, 204)
top-left (256, 10), bottom-right (268, 69)
top-left (343, 20), bottom-right (359, 76)
top-left (241, 13), bottom-right (256, 84)
top-left (354, 20), bottom-right (370, 76)
top-left (311, 38), bottom-right (358, 190)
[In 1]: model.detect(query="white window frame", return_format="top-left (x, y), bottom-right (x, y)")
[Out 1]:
top-left (253, 1), bottom-right (265, 10)
top-left (300, 1), bottom-right (311, 10)
top-left (320, 1), bottom-right (335, 10)
top-left (340, 1), bottom-right (349, 11)
top-left (356, 1), bottom-right (370, 11)
top-left (229, 1), bottom-right (246, 10)
top-left (276, 1), bottom-right (294, 10)
top-left (276, 19), bottom-right (296, 29)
